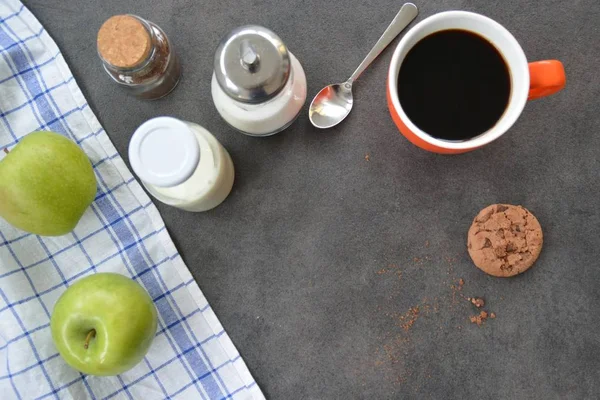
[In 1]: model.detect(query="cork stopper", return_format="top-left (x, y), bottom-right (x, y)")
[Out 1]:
top-left (97, 15), bottom-right (151, 68)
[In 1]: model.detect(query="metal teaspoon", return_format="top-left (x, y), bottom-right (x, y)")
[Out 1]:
top-left (308, 3), bottom-right (418, 129)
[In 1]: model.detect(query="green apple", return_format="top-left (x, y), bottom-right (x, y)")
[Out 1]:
top-left (51, 273), bottom-right (158, 376)
top-left (0, 131), bottom-right (96, 236)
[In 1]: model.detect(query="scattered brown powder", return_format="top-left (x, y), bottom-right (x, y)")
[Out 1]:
top-left (371, 247), bottom-right (500, 388)
top-left (398, 306), bottom-right (420, 331)
top-left (376, 264), bottom-right (402, 279)
top-left (395, 370), bottom-right (416, 386)
top-left (450, 277), bottom-right (466, 305)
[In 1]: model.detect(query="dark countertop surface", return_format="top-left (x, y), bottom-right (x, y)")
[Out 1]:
top-left (24, 0), bottom-right (600, 398)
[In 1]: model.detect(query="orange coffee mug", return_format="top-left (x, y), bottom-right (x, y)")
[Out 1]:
top-left (387, 11), bottom-right (566, 154)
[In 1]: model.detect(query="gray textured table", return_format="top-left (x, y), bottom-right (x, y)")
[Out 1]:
top-left (25, 0), bottom-right (600, 398)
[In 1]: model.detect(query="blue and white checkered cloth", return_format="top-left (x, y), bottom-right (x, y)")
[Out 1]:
top-left (0, 1), bottom-right (264, 399)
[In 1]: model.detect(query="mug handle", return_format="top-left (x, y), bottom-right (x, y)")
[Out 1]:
top-left (528, 60), bottom-right (566, 100)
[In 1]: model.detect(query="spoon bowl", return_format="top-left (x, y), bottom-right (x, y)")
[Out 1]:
top-left (308, 82), bottom-right (354, 129)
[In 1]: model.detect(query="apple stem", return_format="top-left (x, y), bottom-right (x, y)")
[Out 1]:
top-left (2, 148), bottom-right (7, 154)
top-left (84, 329), bottom-right (96, 350)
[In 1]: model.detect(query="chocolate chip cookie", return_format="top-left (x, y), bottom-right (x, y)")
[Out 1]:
top-left (467, 204), bottom-right (543, 277)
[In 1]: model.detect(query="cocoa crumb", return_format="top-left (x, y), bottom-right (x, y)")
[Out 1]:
top-left (470, 310), bottom-right (490, 326)
top-left (490, 312), bottom-right (496, 319)
top-left (470, 297), bottom-right (485, 308)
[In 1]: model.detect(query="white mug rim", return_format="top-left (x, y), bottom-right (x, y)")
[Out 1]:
top-left (388, 11), bottom-right (529, 150)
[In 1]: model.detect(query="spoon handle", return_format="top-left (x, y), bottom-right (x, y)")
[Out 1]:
top-left (347, 3), bottom-right (418, 84)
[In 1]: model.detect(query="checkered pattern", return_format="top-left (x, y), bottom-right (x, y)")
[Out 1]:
top-left (0, 2), bottom-right (264, 399)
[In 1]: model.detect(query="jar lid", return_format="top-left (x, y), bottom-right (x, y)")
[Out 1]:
top-left (97, 15), bottom-right (151, 68)
top-left (129, 117), bottom-right (200, 188)
top-left (214, 25), bottom-right (291, 104)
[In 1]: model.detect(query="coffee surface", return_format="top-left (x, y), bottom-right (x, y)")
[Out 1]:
top-left (398, 29), bottom-right (511, 141)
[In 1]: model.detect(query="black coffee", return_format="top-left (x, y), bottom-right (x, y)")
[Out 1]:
top-left (398, 29), bottom-right (511, 141)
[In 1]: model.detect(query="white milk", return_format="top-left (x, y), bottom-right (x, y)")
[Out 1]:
top-left (129, 117), bottom-right (234, 212)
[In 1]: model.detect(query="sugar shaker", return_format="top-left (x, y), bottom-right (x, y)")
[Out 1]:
top-left (97, 15), bottom-right (180, 100)
top-left (211, 25), bottom-right (307, 136)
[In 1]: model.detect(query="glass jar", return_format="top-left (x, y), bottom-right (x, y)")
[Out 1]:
top-left (128, 117), bottom-right (235, 212)
top-left (211, 25), bottom-right (307, 136)
top-left (97, 15), bottom-right (180, 100)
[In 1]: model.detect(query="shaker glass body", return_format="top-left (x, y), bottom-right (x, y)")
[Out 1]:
top-left (211, 52), bottom-right (307, 136)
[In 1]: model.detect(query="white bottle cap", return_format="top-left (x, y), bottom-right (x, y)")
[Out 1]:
top-left (129, 117), bottom-right (200, 188)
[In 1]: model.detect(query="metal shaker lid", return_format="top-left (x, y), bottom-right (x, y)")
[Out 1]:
top-left (214, 25), bottom-right (291, 103)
